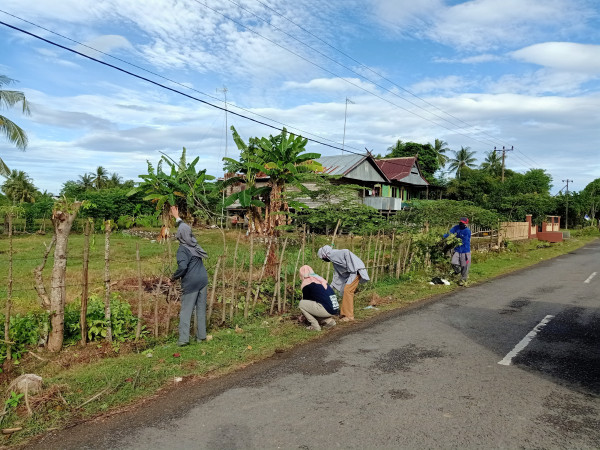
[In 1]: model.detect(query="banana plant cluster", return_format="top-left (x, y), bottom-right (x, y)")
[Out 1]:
top-left (223, 126), bottom-right (322, 235)
top-left (128, 147), bottom-right (215, 223)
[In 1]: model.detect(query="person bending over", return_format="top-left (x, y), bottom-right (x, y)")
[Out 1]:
top-left (298, 265), bottom-right (339, 331)
top-left (317, 245), bottom-right (369, 322)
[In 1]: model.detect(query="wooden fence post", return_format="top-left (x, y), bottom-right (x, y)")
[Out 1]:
top-left (4, 214), bottom-right (13, 360)
top-left (243, 233), bottom-right (254, 320)
top-left (135, 241), bottom-right (143, 341)
top-left (230, 232), bottom-right (241, 320)
top-left (81, 220), bottom-right (91, 345)
top-left (104, 220), bottom-right (112, 343)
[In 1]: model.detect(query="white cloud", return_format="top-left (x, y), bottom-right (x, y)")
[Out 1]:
top-left (510, 42), bottom-right (600, 74)
top-left (74, 35), bottom-right (133, 57)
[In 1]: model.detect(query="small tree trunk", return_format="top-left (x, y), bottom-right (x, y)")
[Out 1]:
top-left (5, 215), bottom-right (14, 360)
top-left (135, 242), bottom-right (143, 341)
top-left (270, 238), bottom-right (288, 314)
top-left (47, 202), bottom-right (82, 352)
top-left (80, 220), bottom-right (91, 345)
top-left (243, 233), bottom-right (254, 320)
top-left (103, 220), bottom-right (113, 343)
top-left (164, 284), bottom-right (173, 337)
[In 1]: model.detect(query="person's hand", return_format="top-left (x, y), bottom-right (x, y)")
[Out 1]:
top-left (170, 205), bottom-right (180, 220)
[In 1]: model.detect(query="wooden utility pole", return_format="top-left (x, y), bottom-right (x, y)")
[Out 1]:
top-left (562, 178), bottom-right (573, 229)
top-left (495, 146), bottom-right (514, 182)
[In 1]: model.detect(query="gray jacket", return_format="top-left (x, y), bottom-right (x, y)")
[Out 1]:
top-left (317, 245), bottom-right (369, 294)
top-left (173, 245), bottom-right (208, 294)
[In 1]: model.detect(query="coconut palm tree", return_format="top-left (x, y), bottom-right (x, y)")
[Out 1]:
top-left (447, 146), bottom-right (477, 178)
top-left (432, 138), bottom-right (450, 168)
top-left (480, 150), bottom-right (502, 177)
top-left (1, 169), bottom-right (37, 203)
top-left (108, 172), bottom-right (123, 188)
top-left (78, 173), bottom-right (94, 190)
top-left (92, 166), bottom-right (109, 190)
top-left (0, 75), bottom-right (30, 177)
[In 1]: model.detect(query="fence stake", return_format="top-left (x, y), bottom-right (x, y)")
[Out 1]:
top-left (325, 219), bottom-right (342, 283)
top-left (301, 224), bottom-right (306, 266)
top-left (103, 220), bottom-right (113, 344)
top-left (252, 237), bottom-right (273, 313)
top-left (4, 214), bottom-right (13, 360)
top-left (389, 232), bottom-right (396, 276)
top-left (291, 246), bottom-right (302, 308)
top-left (135, 241), bottom-right (143, 341)
top-left (81, 220), bottom-right (91, 345)
top-left (207, 255), bottom-right (222, 324)
top-left (244, 233), bottom-right (254, 320)
top-left (230, 232), bottom-right (241, 321)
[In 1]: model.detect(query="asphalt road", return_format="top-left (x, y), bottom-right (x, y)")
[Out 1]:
top-left (32, 240), bottom-right (600, 449)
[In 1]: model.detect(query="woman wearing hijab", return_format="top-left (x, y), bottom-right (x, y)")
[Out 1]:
top-left (298, 265), bottom-right (339, 331)
top-left (170, 206), bottom-right (209, 346)
top-left (317, 245), bottom-right (369, 322)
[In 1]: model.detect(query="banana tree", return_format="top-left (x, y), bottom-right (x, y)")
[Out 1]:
top-left (224, 126), bottom-right (322, 236)
top-left (128, 147), bottom-right (215, 225)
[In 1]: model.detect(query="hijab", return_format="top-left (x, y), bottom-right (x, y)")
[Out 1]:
top-left (299, 265), bottom-right (328, 289)
top-left (175, 221), bottom-right (208, 259)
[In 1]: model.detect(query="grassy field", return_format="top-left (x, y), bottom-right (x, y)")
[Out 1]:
top-left (0, 227), bottom-right (597, 445)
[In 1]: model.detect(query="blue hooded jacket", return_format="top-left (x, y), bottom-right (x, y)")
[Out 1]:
top-left (444, 224), bottom-right (471, 253)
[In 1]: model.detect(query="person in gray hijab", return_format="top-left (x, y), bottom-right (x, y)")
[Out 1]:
top-left (317, 245), bottom-right (369, 322)
top-left (169, 206), bottom-right (209, 346)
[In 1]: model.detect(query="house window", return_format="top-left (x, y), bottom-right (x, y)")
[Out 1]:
top-left (373, 185), bottom-right (381, 196)
top-left (391, 186), bottom-right (399, 198)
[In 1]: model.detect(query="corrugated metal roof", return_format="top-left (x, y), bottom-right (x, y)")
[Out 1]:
top-left (374, 157), bottom-right (415, 181)
top-left (315, 154), bottom-right (366, 176)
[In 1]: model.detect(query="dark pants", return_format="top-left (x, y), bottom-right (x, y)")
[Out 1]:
top-left (178, 286), bottom-right (207, 344)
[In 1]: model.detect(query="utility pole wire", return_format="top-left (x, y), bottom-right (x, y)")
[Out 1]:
top-left (0, 19), bottom-right (476, 177)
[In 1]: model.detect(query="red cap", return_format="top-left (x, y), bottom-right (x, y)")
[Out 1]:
top-left (460, 217), bottom-right (469, 224)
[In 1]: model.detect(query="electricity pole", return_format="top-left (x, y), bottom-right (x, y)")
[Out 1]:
top-left (494, 146), bottom-right (514, 182)
top-left (217, 86), bottom-right (228, 228)
top-left (562, 178), bottom-right (573, 229)
top-left (342, 97), bottom-right (354, 154)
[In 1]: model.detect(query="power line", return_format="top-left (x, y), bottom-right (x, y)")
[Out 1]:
top-left (0, 9), bottom-right (370, 154)
top-left (0, 16), bottom-right (538, 177)
top-left (195, 0), bottom-right (505, 149)
top-left (225, 0), bottom-right (549, 170)
top-left (226, 0), bottom-right (513, 148)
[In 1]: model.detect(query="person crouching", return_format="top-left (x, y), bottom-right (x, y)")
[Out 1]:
top-left (298, 265), bottom-right (339, 331)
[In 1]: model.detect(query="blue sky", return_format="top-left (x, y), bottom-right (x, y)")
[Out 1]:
top-left (1, 0), bottom-right (599, 194)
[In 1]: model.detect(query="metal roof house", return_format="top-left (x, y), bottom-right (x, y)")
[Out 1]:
top-left (224, 153), bottom-right (430, 218)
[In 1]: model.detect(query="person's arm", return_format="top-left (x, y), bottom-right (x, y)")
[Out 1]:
top-left (170, 205), bottom-right (182, 224)
top-left (444, 224), bottom-right (458, 238)
top-left (172, 248), bottom-right (190, 281)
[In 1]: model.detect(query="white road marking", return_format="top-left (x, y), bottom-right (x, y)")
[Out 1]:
top-left (498, 315), bottom-right (555, 366)
top-left (584, 272), bottom-right (597, 284)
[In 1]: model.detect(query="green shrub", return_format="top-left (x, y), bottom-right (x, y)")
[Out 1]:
top-left (0, 312), bottom-right (47, 366)
top-left (64, 294), bottom-right (141, 344)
